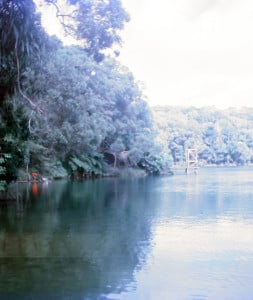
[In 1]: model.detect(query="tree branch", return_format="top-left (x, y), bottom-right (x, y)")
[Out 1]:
top-left (15, 39), bottom-right (36, 109)
top-left (46, 0), bottom-right (77, 34)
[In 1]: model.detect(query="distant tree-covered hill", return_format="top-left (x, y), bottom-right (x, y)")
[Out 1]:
top-left (152, 106), bottom-right (253, 166)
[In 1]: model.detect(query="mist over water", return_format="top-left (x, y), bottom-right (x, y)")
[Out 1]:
top-left (1, 167), bottom-right (253, 299)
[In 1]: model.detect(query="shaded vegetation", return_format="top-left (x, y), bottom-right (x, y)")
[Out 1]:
top-left (0, 0), bottom-right (170, 191)
top-left (4, 0), bottom-right (251, 191)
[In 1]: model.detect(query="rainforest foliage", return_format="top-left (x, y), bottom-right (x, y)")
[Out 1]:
top-left (2, 1), bottom-right (253, 192)
top-left (0, 0), bottom-right (168, 191)
top-left (153, 106), bottom-right (253, 166)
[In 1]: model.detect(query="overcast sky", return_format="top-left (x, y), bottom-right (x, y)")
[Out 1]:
top-left (38, 0), bottom-right (253, 108)
top-left (119, 0), bottom-right (253, 108)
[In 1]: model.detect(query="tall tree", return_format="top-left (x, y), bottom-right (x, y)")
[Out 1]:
top-left (0, 0), bottom-right (48, 189)
top-left (0, 0), bottom-right (46, 103)
top-left (45, 0), bottom-right (129, 61)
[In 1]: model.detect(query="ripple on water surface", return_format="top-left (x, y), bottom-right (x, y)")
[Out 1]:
top-left (1, 168), bottom-right (253, 299)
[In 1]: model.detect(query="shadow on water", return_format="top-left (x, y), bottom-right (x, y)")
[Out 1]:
top-left (0, 177), bottom-right (159, 299)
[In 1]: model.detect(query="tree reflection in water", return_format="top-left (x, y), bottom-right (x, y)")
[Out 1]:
top-left (0, 177), bottom-right (158, 299)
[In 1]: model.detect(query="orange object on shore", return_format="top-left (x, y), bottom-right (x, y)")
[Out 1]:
top-left (31, 172), bottom-right (38, 178)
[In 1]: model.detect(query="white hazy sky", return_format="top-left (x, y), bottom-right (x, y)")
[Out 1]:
top-left (38, 0), bottom-right (253, 108)
top-left (119, 0), bottom-right (253, 108)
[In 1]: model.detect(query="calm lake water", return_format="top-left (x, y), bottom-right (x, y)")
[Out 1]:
top-left (1, 167), bottom-right (253, 299)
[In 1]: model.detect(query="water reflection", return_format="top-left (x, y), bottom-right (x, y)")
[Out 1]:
top-left (0, 178), bottom-right (157, 299)
top-left (120, 168), bottom-right (253, 300)
top-left (1, 168), bottom-right (253, 299)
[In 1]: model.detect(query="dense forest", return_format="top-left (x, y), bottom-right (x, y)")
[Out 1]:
top-left (153, 106), bottom-right (253, 167)
top-left (1, 1), bottom-right (253, 193)
top-left (0, 0), bottom-right (169, 191)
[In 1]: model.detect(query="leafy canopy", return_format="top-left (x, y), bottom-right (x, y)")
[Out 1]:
top-left (45, 0), bottom-right (130, 61)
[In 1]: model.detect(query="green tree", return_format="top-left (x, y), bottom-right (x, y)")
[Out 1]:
top-left (0, 100), bottom-right (29, 185)
top-left (45, 0), bottom-right (130, 61)
top-left (21, 43), bottom-right (158, 177)
top-left (0, 0), bottom-right (168, 185)
top-left (0, 0), bottom-right (46, 103)
top-left (0, 0), bottom-right (49, 189)
top-left (153, 105), bottom-right (253, 167)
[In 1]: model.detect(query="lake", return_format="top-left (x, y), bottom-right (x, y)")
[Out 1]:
top-left (1, 167), bottom-right (253, 299)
